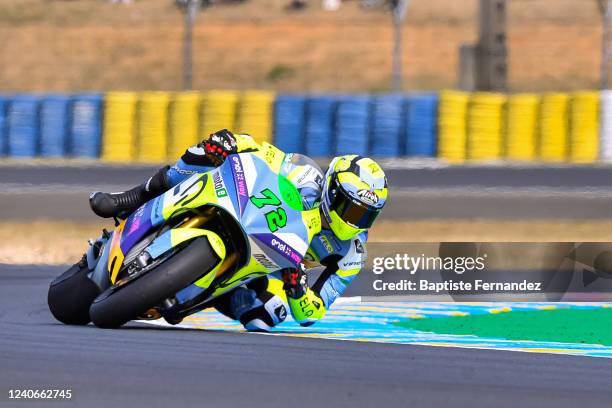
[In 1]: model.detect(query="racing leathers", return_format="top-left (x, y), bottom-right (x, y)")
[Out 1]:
top-left (165, 134), bottom-right (367, 331)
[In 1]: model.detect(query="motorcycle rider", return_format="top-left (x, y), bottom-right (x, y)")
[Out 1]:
top-left (90, 129), bottom-right (388, 331)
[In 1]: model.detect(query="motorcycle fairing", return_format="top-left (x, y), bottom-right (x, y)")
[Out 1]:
top-left (106, 143), bottom-right (320, 304)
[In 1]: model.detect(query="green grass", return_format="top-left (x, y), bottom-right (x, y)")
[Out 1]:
top-left (394, 308), bottom-right (612, 346)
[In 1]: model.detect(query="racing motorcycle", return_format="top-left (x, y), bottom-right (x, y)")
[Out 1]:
top-left (48, 143), bottom-right (321, 328)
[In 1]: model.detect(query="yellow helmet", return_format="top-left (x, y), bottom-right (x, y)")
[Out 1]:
top-left (321, 155), bottom-right (388, 240)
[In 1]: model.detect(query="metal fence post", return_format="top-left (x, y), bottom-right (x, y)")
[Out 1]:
top-left (391, 0), bottom-right (411, 92)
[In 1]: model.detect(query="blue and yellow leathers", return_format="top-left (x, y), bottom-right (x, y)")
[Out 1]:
top-left (164, 134), bottom-right (368, 331)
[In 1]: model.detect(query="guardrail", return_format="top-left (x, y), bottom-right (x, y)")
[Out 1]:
top-left (0, 90), bottom-right (606, 163)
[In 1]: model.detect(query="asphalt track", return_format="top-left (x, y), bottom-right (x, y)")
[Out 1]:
top-left (1, 264), bottom-right (612, 408)
top-left (1, 162), bottom-right (612, 219)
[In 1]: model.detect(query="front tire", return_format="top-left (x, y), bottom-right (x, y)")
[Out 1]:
top-left (89, 237), bottom-right (220, 329)
top-left (48, 259), bottom-right (101, 325)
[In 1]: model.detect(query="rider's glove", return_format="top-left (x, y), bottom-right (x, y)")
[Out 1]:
top-left (281, 266), bottom-right (307, 299)
top-left (203, 129), bottom-right (238, 166)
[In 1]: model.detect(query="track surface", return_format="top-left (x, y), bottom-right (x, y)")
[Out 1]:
top-left (1, 163), bottom-right (612, 219)
top-left (1, 264), bottom-right (611, 408)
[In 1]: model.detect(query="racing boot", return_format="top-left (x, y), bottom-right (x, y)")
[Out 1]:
top-left (89, 166), bottom-right (170, 219)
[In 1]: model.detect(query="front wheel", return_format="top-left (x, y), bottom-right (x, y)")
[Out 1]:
top-left (48, 259), bottom-right (101, 325)
top-left (89, 237), bottom-right (220, 329)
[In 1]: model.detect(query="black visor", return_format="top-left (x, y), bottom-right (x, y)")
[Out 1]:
top-left (329, 176), bottom-right (381, 229)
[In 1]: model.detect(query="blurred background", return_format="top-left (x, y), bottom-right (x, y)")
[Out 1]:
top-left (3, 0), bottom-right (612, 264)
top-left (0, 0), bottom-right (607, 92)
top-left (0, 0), bottom-right (611, 162)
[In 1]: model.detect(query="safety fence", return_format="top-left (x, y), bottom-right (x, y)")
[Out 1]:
top-left (0, 90), bottom-right (608, 163)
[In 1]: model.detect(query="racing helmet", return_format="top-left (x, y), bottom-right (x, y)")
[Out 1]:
top-left (279, 153), bottom-right (324, 210)
top-left (321, 155), bottom-right (388, 240)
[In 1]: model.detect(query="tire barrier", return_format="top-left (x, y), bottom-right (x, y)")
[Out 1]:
top-left (136, 92), bottom-right (170, 163)
top-left (506, 93), bottom-right (539, 161)
top-left (102, 92), bottom-right (137, 162)
top-left (169, 92), bottom-right (201, 160)
top-left (601, 90), bottom-right (612, 161)
top-left (336, 95), bottom-right (371, 156)
top-left (7, 95), bottom-right (40, 158)
top-left (40, 94), bottom-right (70, 158)
top-left (305, 95), bottom-right (336, 157)
top-left (569, 91), bottom-right (599, 163)
top-left (405, 93), bottom-right (438, 157)
top-left (70, 94), bottom-right (103, 158)
top-left (0, 96), bottom-right (8, 156)
top-left (539, 93), bottom-right (569, 162)
top-left (370, 94), bottom-right (404, 157)
top-left (437, 90), bottom-right (469, 162)
top-left (467, 93), bottom-right (507, 161)
top-left (201, 90), bottom-right (238, 139)
top-left (4, 90), bottom-right (612, 163)
top-left (236, 90), bottom-right (274, 145)
top-left (273, 94), bottom-right (306, 153)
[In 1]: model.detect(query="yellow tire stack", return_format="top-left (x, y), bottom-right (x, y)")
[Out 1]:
top-left (169, 92), bottom-right (201, 160)
top-left (505, 93), bottom-right (539, 161)
top-left (467, 92), bottom-right (506, 161)
top-left (136, 92), bottom-right (170, 163)
top-left (201, 90), bottom-right (239, 137)
top-left (538, 93), bottom-right (569, 161)
top-left (569, 91), bottom-right (600, 163)
top-left (102, 92), bottom-right (137, 162)
top-left (437, 90), bottom-right (469, 162)
top-left (236, 90), bottom-right (275, 145)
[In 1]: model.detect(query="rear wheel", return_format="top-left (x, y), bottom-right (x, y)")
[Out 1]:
top-left (89, 237), bottom-right (220, 329)
top-left (48, 258), bottom-right (101, 325)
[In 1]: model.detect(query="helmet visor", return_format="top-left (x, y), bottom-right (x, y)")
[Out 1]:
top-left (329, 178), bottom-right (381, 229)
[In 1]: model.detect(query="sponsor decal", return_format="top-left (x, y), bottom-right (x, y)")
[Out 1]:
top-left (319, 236), bottom-right (335, 254)
top-left (231, 156), bottom-right (249, 214)
top-left (341, 259), bottom-right (366, 269)
top-left (274, 305), bottom-right (287, 321)
top-left (213, 171), bottom-right (228, 198)
top-left (254, 233), bottom-right (302, 266)
top-left (295, 166), bottom-right (313, 185)
top-left (253, 253), bottom-right (279, 271)
top-left (357, 189), bottom-right (379, 205)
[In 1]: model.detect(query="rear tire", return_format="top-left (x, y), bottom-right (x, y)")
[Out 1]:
top-left (48, 260), bottom-right (101, 325)
top-left (89, 237), bottom-right (220, 329)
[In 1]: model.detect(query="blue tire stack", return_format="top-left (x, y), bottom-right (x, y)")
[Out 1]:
top-left (70, 94), bottom-right (103, 158)
top-left (370, 94), bottom-right (405, 157)
top-left (305, 95), bottom-right (337, 157)
top-left (0, 96), bottom-right (7, 156)
top-left (335, 95), bottom-right (371, 156)
top-left (273, 94), bottom-right (306, 154)
top-left (40, 94), bottom-right (70, 157)
top-left (405, 93), bottom-right (439, 156)
top-left (7, 95), bottom-right (40, 157)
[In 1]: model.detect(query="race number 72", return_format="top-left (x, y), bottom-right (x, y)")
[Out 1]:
top-left (249, 188), bottom-right (287, 233)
